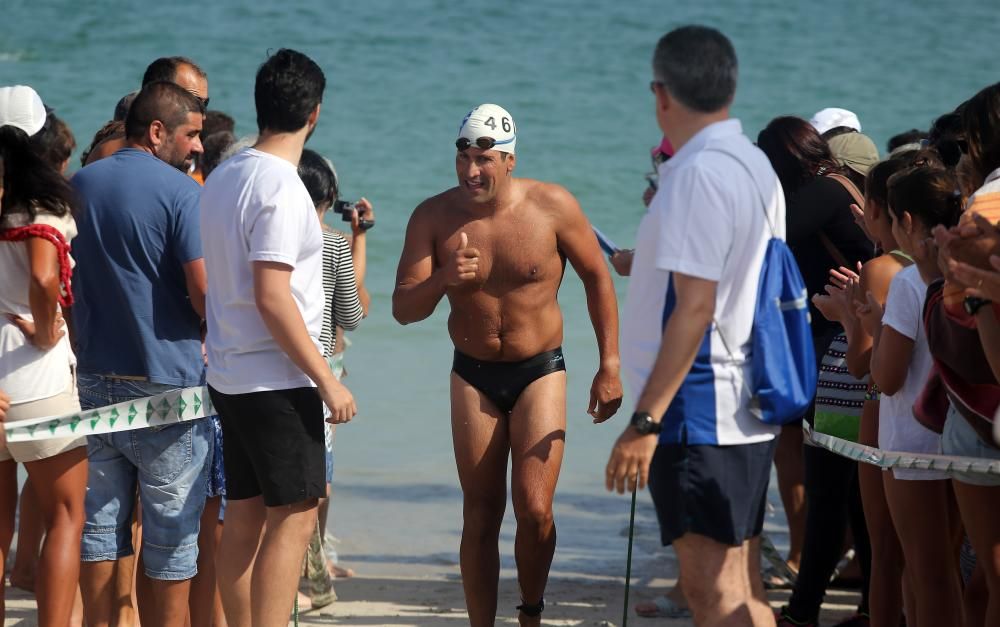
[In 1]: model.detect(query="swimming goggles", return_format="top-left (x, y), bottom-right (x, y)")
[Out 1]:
top-left (455, 136), bottom-right (515, 151)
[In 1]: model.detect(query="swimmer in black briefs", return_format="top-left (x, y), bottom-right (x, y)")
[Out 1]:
top-left (392, 104), bottom-right (623, 627)
top-left (453, 348), bottom-right (566, 415)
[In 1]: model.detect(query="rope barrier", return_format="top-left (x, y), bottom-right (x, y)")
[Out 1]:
top-left (804, 423), bottom-right (1000, 476)
top-left (4, 385), bottom-right (213, 442)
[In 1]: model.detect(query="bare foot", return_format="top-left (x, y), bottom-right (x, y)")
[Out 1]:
top-left (517, 611), bottom-right (542, 627)
top-left (327, 562), bottom-right (354, 578)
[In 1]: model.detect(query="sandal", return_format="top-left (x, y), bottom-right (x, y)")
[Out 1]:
top-left (762, 563), bottom-right (798, 590)
top-left (635, 595), bottom-right (691, 619)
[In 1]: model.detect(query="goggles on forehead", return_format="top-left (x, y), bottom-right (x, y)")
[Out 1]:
top-left (455, 136), bottom-right (514, 151)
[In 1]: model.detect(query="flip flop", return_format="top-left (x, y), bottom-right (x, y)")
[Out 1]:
top-left (635, 595), bottom-right (692, 619)
top-left (762, 563), bottom-right (798, 590)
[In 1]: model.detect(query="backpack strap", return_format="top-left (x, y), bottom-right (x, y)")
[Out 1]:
top-left (698, 145), bottom-right (775, 366)
top-left (702, 144), bottom-right (779, 239)
top-left (818, 173), bottom-right (865, 268)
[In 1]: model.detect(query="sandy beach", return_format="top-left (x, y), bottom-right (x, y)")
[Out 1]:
top-left (4, 572), bottom-right (861, 626)
top-left (5, 488), bottom-right (860, 627)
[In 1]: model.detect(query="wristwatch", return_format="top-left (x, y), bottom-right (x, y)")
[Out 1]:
top-left (630, 411), bottom-right (662, 436)
top-left (964, 296), bottom-right (993, 316)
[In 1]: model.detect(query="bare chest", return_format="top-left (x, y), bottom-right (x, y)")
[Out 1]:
top-left (437, 217), bottom-right (562, 288)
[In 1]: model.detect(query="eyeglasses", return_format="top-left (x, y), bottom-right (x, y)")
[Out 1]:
top-left (200, 97), bottom-right (210, 109)
top-left (649, 80), bottom-right (664, 94)
top-left (455, 136), bottom-right (514, 151)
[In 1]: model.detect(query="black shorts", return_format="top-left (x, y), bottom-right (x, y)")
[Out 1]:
top-left (648, 438), bottom-right (777, 547)
top-left (209, 385), bottom-right (326, 507)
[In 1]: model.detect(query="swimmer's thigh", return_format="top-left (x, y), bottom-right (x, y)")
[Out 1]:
top-left (450, 372), bottom-right (509, 499)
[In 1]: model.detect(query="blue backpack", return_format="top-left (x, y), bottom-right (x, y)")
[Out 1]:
top-left (708, 147), bottom-right (817, 425)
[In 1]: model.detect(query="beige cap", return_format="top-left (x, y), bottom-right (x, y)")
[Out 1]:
top-left (828, 132), bottom-right (880, 176)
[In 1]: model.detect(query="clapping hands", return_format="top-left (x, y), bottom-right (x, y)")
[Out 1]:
top-left (813, 263), bottom-right (862, 324)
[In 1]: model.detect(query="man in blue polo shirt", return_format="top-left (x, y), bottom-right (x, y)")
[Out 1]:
top-left (606, 26), bottom-right (785, 626)
top-left (71, 80), bottom-right (210, 627)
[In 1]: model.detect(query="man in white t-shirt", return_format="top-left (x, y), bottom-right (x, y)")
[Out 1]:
top-left (605, 26), bottom-right (784, 626)
top-left (200, 49), bottom-right (356, 627)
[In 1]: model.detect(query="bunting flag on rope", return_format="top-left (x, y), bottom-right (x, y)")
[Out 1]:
top-left (4, 386), bottom-right (213, 443)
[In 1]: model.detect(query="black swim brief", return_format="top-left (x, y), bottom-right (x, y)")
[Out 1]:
top-left (452, 347), bottom-right (566, 415)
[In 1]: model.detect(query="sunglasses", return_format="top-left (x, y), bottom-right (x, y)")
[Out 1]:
top-left (455, 136), bottom-right (514, 151)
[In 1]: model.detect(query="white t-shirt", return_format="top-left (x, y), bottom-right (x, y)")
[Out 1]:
top-left (201, 148), bottom-right (325, 394)
top-left (0, 212), bottom-right (77, 403)
top-left (878, 265), bottom-right (942, 475)
top-left (621, 119), bottom-right (784, 446)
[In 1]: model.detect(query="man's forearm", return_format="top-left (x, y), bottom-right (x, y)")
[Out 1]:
top-left (583, 274), bottom-right (621, 368)
top-left (392, 271), bottom-right (448, 324)
top-left (635, 307), bottom-right (713, 420)
top-left (257, 290), bottom-right (336, 389)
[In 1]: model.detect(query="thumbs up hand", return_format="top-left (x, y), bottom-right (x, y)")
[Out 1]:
top-left (444, 232), bottom-right (480, 287)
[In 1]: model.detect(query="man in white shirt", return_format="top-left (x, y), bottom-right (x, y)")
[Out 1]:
top-left (200, 49), bottom-right (356, 627)
top-left (605, 26), bottom-right (784, 627)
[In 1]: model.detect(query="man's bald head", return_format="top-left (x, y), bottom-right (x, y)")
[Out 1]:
top-left (143, 56), bottom-right (209, 102)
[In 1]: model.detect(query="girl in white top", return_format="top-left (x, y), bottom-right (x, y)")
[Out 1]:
top-left (0, 115), bottom-right (89, 625)
top-left (859, 164), bottom-right (965, 627)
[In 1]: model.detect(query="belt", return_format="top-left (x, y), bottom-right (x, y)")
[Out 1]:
top-left (96, 374), bottom-right (149, 382)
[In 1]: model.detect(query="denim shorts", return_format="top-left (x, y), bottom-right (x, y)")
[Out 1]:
top-left (941, 404), bottom-right (1000, 487)
top-left (78, 373), bottom-right (213, 580)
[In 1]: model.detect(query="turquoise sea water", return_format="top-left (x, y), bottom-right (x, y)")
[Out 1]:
top-left (3, 0), bottom-right (997, 579)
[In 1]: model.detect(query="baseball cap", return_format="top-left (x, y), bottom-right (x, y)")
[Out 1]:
top-left (810, 108), bottom-right (861, 135)
top-left (457, 104), bottom-right (516, 154)
top-left (0, 85), bottom-right (47, 137)
top-left (828, 132), bottom-right (880, 176)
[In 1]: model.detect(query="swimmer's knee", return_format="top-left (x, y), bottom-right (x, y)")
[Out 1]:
top-left (513, 501), bottom-right (553, 532)
top-left (463, 497), bottom-right (506, 533)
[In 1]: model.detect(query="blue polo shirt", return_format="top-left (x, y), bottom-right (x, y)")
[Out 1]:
top-left (71, 148), bottom-right (205, 386)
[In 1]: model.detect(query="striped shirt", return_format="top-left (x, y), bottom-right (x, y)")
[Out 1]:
top-left (319, 229), bottom-right (363, 357)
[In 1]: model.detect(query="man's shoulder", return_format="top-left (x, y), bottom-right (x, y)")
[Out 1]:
top-left (690, 135), bottom-right (769, 176)
top-left (518, 178), bottom-right (578, 212)
top-left (412, 187), bottom-right (459, 217)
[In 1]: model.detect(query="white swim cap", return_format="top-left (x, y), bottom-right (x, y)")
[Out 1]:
top-left (457, 103), bottom-right (516, 154)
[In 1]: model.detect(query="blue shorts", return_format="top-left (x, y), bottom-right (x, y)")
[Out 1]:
top-left (78, 374), bottom-right (213, 581)
top-left (649, 438), bottom-right (777, 547)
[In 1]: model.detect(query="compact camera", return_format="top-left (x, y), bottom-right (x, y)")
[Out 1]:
top-left (333, 199), bottom-right (374, 231)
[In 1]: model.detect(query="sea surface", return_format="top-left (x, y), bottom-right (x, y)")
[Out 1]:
top-left (2, 0), bottom-right (996, 581)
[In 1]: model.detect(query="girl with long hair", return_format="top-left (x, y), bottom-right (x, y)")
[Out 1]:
top-left (0, 103), bottom-right (89, 627)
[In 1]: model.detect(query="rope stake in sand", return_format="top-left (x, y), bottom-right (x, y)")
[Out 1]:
top-left (4, 386), bottom-right (214, 443)
top-left (805, 424), bottom-right (1000, 476)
